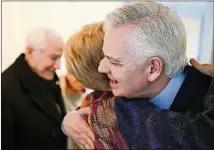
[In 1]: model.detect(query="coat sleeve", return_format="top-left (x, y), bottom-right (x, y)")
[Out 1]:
top-left (184, 77), bottom-right (214, 145)
top-left (2, 95), bottom-right (16, 150)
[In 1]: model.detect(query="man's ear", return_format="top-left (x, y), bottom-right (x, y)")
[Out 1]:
top-left (25, 46), bottom-right (33, 55)
top-left (146, 57), bottom-right (164, 82)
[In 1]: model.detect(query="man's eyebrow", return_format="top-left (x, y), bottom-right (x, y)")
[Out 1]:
top-left (105, 55), bottom-right (120, 62)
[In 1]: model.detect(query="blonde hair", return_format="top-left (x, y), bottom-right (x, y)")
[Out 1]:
top-left (64, 22), bottom-right (110, 91)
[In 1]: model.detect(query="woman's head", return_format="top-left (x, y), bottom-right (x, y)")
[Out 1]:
top-left (64, 22), bottom-right (110, 91)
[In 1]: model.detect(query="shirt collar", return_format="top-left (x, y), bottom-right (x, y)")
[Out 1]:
top-left (150, 72), bottom-right (186, 109)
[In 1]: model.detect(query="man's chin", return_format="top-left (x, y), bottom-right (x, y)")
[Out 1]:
top-left (42, 75), bottom-right (54, 81)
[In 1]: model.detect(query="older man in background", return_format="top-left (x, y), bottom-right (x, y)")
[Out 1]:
top-left (2, 28), bottom-right (67, 149)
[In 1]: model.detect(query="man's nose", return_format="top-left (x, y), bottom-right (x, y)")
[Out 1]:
top-left (98, 58), bottom-right (110, 74)
top-left (54, 59), bottom-right (60, 69)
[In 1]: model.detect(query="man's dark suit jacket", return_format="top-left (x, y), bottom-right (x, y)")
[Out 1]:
top-left (170, 65), bottom-right (211, 113)
top-left (2, 54), bottom-right (67, 149)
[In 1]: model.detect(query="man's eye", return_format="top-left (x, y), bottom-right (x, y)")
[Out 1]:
top-left (51, 56), bottom-right (58, 61)
top-left (110, 61), bottom-right (119, 66)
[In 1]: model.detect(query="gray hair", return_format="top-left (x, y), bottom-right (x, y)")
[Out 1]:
top-left (104, 2), bottom-right (187, 77)
top-left (25, 28), bottom-right (63, 51)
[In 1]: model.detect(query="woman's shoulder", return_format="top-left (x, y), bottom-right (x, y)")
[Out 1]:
top-left (91, 91), bottom-right (113, 100)
top-left (81, 91), bottom-right (114, 107)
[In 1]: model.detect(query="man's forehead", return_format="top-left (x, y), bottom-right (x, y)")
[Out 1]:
top-left (46, 39), bottom-right (63, 51)
top-left (51, 40), bottom-right (64, 48)
top-left (47, 36), bottom-right (64, 46)
top-left (103, 26), bottom-right (133, 58)
top-left (45, 47), bottom-right (62, 56)
top-left (50, 48), bottom-right (62, 53)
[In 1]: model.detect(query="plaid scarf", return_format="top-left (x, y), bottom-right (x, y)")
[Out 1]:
top-left (87, 82), bottom-right (214, 149)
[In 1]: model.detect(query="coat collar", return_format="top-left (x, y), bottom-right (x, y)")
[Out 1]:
top-left (15, 54), bottom-right (65, 124)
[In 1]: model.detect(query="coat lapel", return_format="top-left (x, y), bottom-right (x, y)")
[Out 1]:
top-left (30, 86), bottom-right (63, 124)
top-left (15, 54), bottom-right (63, 124)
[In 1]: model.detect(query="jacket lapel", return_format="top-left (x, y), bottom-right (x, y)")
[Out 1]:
top-left (16, 54), bottom-right (63, 124)
top-left (29, 83), bottom-right (63, 124)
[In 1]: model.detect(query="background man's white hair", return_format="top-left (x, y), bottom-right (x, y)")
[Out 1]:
top-left (25, 28), bottom-right (63, 51)
top-left (104, 2), bottom-right (187, 77)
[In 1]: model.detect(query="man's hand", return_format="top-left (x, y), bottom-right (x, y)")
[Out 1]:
top-left (190, 58), bottom-right (214, 77)
top-left (63, 107), bottom-right (95, 149)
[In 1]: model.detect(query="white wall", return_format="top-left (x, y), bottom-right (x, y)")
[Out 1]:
top-left (161, 2), bottom-right (213, 63)
top-left (2, 2), bottom-right (123, 72)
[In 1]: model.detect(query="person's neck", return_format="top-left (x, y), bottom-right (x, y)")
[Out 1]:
top-left (147, 74), bottom-right (171, 99)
